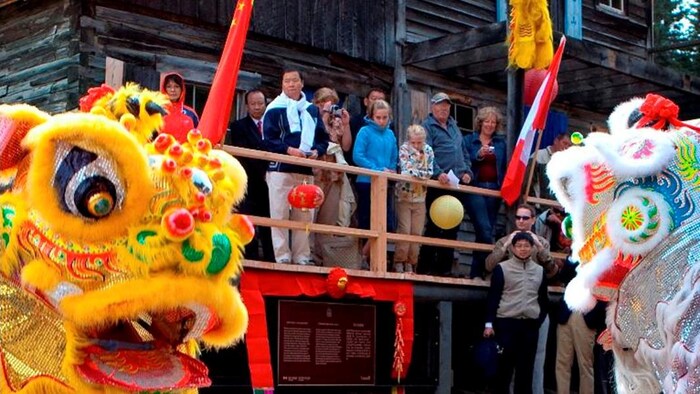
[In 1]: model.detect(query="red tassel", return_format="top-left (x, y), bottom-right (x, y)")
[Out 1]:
top-left (392, 302), bottom-right (407, 382)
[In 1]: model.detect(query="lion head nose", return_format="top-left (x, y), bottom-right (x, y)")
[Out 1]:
top-left (162, 208), bottom-right (195, 241)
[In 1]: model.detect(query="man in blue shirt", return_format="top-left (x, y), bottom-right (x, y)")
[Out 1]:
top-left (417, 92), bottom-right (472, 276)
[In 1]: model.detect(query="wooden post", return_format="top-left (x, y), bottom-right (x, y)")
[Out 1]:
top-left (436, 301), bottom-right (453, 394)
top-left (369, 174), bottom-right (388, 272)
top-left (523, 128), bottom-right (545, 198)
top-left (506, 68), bottom-right (524, 157)
top-left (393, 0), bottom-right (410, 142)
top-left (506, 68), bottom-right (524, 232)
top-left (105, 57), bottom-right (124, 88)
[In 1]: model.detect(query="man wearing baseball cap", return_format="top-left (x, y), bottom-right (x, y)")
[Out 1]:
top-left (417, 92), bottom-right (473, 276)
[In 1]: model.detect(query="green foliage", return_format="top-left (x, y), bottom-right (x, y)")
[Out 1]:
top-left (654, 0), bottom-right (699, 75)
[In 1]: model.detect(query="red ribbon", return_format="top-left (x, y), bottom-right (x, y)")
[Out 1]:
top-left (636, 93), bottom-right (700, 132)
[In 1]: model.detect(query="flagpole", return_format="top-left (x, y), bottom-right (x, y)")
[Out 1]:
top-left (523, 128), bottom-right (544, 201)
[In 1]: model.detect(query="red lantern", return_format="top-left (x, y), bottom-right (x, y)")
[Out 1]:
top-left (523, 69), bottom-right (559, 106)
top-left (287, 183), bottom-right (324, 210)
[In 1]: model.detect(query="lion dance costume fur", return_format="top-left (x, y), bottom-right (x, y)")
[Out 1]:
top-left (547, 93), bottom-right (700, 393)
top-left (0, 84), bottom-right (251, 393)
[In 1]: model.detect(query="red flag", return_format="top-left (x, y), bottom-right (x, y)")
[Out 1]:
top-left (500, 36), bottom-right (567, 206)
top-left (198, 0), bottom-right (254, 144)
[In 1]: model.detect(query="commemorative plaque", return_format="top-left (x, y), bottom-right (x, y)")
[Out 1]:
top-left (277, 300), bottom-right (376, 386)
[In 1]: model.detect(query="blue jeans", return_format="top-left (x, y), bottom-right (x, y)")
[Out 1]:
top-left (465, 181), bottom-right (501, 278)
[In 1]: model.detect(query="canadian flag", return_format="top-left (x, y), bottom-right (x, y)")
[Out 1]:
top-left (500, 36), bottom-right (567, 206)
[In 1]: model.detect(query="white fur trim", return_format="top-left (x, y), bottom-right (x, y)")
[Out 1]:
top-left (546, 145), bottom-right (602, 215)
top-left (564, 248), bottom-right (615, 312)
top-left (564, 275), bottom-right (597, 312)
top-left (546, 144), bottom-right (608, 260)
top-left (607, 97), bottom-right (645, 135)
top-left (585, 130), bottom-right (676, 179)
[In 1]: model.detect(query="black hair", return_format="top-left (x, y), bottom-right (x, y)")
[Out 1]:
top-left (164, 74), bottom-right (184, 88)
top-left (511, 231), bottom-right (535, 246)
top-left (244, 89), bottom-right (265, 104)
top-left (281, 69), bottom-right (304, 82)
top-left (365, 87), bottom-right (386, 99)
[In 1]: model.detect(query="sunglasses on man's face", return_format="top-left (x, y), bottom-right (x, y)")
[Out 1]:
top-left (515, 215), bottom-right (531, 221)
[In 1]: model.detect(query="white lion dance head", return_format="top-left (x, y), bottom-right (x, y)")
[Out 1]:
top-left (547, 93), bottom-right (700, 393)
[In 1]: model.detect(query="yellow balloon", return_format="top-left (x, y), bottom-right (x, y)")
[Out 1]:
top-left (429, 195), bottom-right (464, 230)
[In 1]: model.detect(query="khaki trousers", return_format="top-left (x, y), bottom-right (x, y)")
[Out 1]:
top-left (394, 200), bottom-right (426, 265)
top-left (556, 311), bottom-right (596, 394)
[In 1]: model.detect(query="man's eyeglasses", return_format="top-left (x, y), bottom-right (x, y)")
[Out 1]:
top-left (515, 215), bottom-right (531, 221)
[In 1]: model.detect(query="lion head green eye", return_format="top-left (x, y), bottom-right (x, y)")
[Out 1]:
top-left (86, 192), bottom-right (115, 218)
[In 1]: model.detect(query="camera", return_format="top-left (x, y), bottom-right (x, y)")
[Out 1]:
top-left (329, 104), bottom-right (344, 118)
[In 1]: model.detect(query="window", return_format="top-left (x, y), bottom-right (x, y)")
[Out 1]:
top-left (597, 0), bottom-right (625, 15)
top-left (452, 103), bottom-right (476, 135)
top-left (185, 84), bottom-right (246, 122)
top-left (185, 84), bottom-right (210, 117)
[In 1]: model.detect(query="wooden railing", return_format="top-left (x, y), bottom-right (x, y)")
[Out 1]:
top-left (222, 145), bottom-right (567, 285)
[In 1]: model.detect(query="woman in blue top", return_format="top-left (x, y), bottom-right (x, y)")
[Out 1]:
top-left (353, 99), bottom-right (398, 260)
top-left (464, 107), bottom-right (507, 279)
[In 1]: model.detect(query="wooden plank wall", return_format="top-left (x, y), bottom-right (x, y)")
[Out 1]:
top-left (406, 0), bottom-right (648, 58)
top-left (250, 0), bottom-right (395, 66)
top-left (0, 0), bottom-right (81, 113)
top-left (101, 0), bottom-right (395, 67)
top-left (581, 0), bottom-right (648, 57)
top-left (406, 0), bottom-right (496, 43)
top-left (79, 2), bottom-right (395, 100)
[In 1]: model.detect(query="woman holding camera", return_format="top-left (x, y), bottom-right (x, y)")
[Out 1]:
top-left (311, 88), bottom-right (358, 265)
top-left (464, 106), bottom-right (507, 279)
top-left (313, 87), bottom-right (352, 152)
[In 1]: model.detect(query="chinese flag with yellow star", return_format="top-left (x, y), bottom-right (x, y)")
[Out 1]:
top-left (198, 0), bottom-right (254, 144)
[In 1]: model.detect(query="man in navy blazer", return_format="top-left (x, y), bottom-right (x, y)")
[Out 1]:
top-left (225, 90), bottom-right (274, 262)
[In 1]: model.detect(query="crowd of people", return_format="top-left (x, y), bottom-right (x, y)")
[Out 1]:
top-left (160, 68), bottom-right (611, 393)
top-left (217, 68), bottom-right (583, 275)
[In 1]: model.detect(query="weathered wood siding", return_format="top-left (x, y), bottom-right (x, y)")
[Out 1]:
top-left (250, 0), bottom-right (396, 66)
top-left (0, 0), bottom-right (81, 113)
top-left (95, 0), bottom-right (395, 66)
top-left (79, 1), bottom-right (395, 99)
top-left (581, 0), bottom-right (649, 57)
top-left (406, 0), bottom-right (497, 43)
top-left (80, 3), bottom-right (225, 87)
top-left (406, 0), bottom-right (648, 57)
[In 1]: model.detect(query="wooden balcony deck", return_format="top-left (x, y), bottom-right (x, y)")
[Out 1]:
top-left (225, 144), bottom-right (565, 293)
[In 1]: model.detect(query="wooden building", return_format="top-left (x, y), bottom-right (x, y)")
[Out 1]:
top-left (1, 0), bottom-right (699, 393)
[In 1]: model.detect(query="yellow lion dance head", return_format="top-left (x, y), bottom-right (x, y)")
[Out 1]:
top-left (0, 85), bottom-right (250, 393)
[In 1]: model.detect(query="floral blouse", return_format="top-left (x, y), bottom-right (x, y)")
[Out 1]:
top-left (396, 142), bottom-right (434, 202)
